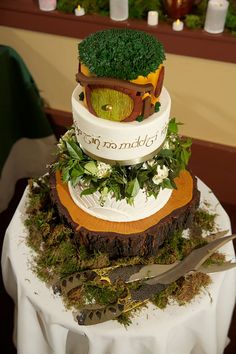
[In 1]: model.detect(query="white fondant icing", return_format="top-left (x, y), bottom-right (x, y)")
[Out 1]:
top-left (72, 85), bottom-right (171, 164)
top-left (68, 182), bottom-right (173, 222)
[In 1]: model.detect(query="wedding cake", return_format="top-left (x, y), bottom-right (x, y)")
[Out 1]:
top-left (50, 28), bottom-right (200, 259)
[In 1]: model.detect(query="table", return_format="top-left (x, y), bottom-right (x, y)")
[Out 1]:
top-left (1, 179), bottom-right (236, 354)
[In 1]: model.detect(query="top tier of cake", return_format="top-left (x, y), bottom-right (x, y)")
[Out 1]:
top-left (72, 28), bottom-right (171, 165)
top-left (76, 28), bottom-right (166, 123)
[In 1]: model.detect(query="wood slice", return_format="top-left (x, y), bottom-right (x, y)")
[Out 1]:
top-left (50, 170), bottom-right (200, 259)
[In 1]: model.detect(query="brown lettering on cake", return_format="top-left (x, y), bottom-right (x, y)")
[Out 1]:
top-left (76, 128), bottom-right (165, 151)
top-left (74, 125), bottom-right (83, 136)
top-left (93, 138), bottom-right (101, 150)
top-left (137, 135), bottom-right (148, 147)
top-left (103, 141), bottom-right (118, 149)
top-left (82, 133), bottom-right (101, 150)
top-left (146, 133), bottom-right (158, 147)
top-left (119, 142), bottom-right (132, 149)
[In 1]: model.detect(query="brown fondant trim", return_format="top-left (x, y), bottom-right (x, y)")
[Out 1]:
top-left (76, 71), bottom-right (154, 93)
top-left (155, 66), bottom-right (165, 98)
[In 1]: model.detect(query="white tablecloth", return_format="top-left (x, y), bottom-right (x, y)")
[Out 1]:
top-left (1, 179), bottom-right (236, 354)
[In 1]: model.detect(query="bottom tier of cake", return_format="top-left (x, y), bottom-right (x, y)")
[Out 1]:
top-left (50, 170), bottom-right (200, 259)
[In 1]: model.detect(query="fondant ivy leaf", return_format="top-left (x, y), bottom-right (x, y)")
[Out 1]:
top-left (126, 178), bottom-right (140, 198)
top-left (65, 141), bottom-right (83, 160)
top-left (168, 118), bottom-right (183, 135)
top-left (62, 165), bottom-right (71, 182)
top-left (159, 149), bottom-right (173, 158)
top-left (162, 178), bottom-right (174, 189)
top-left (81, 187), bottom-right (98, 196)
top-left (181, 138), bottom-right (192, 148)
top-left (137, 170), bottom-right (149, 188)
top-left (84, 161), bottom-right (98, 175)
top-left (181, 149), bottom-right (191, 165)
top-left (71, 165), bottom-right (84, 186)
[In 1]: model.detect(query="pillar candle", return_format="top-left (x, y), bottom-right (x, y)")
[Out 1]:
top-left (38, 0), bottom-right (56, 11)
top-left (109, 0), bottom-right (128, 21)
top-left (147, 11), bottom-right (159, 26)
top-left (204, 0), bottom-right (229, 34)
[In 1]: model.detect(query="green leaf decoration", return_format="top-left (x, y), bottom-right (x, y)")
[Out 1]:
top-left (159, 149), bottom-right (173, 158)
top-left (70, 165), bottom-right (85, 185)
top-left (136, 115), bottom-right (144, 122)
top-left (53, 117), bottom-right (192, 206)
top-left (65, 141), bottom-right (83, 160)
top-left (181, 149), bottom-right (191, 165)
top-left (168, 118), bottom-right (179, 134)
top-left (155, 102), bottom-right (161, 112)
top-left (79, 92), bottom-right (85, 101)
top-left (84, 161), bottom-right (98, 175)
top-left (81, 187), bottom-right (98, 196)
top-left (126, 178), bottom-right (140, 198)
top-left (62, 165), bottom-right (71, 182)
top-left (162, 178), bottom-right (174, 189)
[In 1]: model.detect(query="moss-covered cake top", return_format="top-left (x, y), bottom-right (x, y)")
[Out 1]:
top-left (78, 29), bottom-right (166, 80)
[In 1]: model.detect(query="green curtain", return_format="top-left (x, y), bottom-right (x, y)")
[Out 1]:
top-left (0, 45), bottom-right (53, 175)
top-left (0, 45), bottom-right (56, 212)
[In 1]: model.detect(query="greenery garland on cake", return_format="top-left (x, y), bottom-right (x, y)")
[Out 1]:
top-left (79, 29), bottom-right (165, 80)
top-left (53, 118), bottom-right (192, 205)
top-left (57, 0), bottom-right (236, 34)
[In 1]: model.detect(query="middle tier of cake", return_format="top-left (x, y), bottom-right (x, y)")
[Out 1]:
top-left (72, 85), bottom-right (171, 165)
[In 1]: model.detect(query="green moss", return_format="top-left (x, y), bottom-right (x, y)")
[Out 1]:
top-left (173, 272), bottom-right (211, 305)
top-left (154, 230), bottom-right (207, 265)
top-left (192, 208), bottom-right (216, 233)
top-left (116, 312), bottom-right (133, 327)
top-left (79, 29), bottom-right (165, 80)
top-left (84, 282), bottom-right (120, 305)
top-left (203, 252), bottom-right (226, 266)
top-left (152, 282), bottom-right (178, 309)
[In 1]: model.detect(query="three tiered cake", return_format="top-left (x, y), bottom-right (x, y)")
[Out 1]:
top-left (50, 28), bottom-right (200, 259)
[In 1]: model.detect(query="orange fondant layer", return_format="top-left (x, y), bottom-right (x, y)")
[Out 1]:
top-left (55, 170), bottom-right (193, 235)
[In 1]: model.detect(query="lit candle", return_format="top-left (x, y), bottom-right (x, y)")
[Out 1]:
top-left (75, 5), bottom-right (85, 16)
top-left (172, 19), bottom-right (184, 31)
top-left (204, 0), bottom-right (229, 34)
top-left (109, 0), bottom-right (128, 21)
top-left (147, 11), bottom-right (159, 26)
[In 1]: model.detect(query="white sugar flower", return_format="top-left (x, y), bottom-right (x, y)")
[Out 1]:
top-left (142, 159), bottom-right (156, 169)
top-left (147, 159), bottom-right (156, 167)
top-left (163, 140), bottom-right (170, 149)
top-left (141, 162), bottom-right (148, 169)
top-left (96, 162), bottom-right (112, 178)
top-left (152, 165), bottom-right (169, 185)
